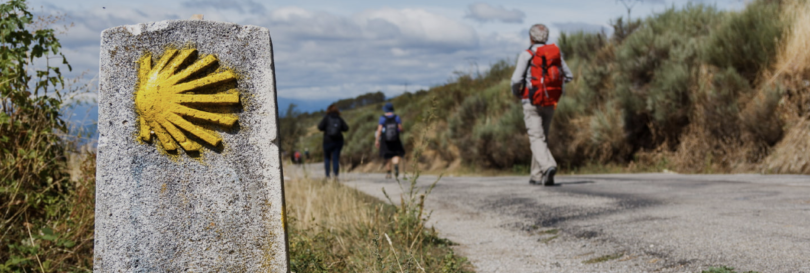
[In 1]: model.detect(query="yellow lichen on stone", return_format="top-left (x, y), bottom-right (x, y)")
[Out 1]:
top-left (135, 48), bottom-right (240, 152)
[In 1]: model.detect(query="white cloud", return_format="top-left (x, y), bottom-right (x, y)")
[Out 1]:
top-left (48, 5), bottom-right (183, 80)
top-left (553, 22), bottom-right (611, 34)
top-left (241, 7), bottom-right (504, 100)
top-left (260, 7), bottom-right (479, 50)
top-left (264, 8), bottom-right (363, 41)
top-left (182, 0), bottom-right (267, 15)
top-left (355, 8), bottom-right (479, 49)
top-left (391, 48), bottom-right (408, 56)
top-left (464, 3), bottom-right (525, 24)
top-left (39, 3), bottom-right (526, 103)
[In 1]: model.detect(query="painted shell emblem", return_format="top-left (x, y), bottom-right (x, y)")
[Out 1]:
top-left (135, 48), bottom-right (239, 152)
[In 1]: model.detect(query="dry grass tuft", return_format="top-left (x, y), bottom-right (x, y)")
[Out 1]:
top-left (284, 176), bottom-right (377, 232)
top-left (763, 119), bottom-right (810, 173)
top-left (283, 171), bottom-right (473, 272)
top-left (759, 0), bottom-right (810, 173)
top-left (770, 0), bottom-right (810, 85)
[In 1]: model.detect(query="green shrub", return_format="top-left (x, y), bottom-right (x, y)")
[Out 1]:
top-left (1, 0), bottom-right (93, 271)
top-left (341, 108), bottom-right (381, 168)
top-left (558, 31), bottom-right (607, 61)
top-left (613, 4), bottom-right (723, 149)
top-left (702, 0), bottom-right (785, 80)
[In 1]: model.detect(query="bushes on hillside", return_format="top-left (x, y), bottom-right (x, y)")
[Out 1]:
top-left (288, 0), bottom-right (795, 174)
top-left (703, 0), bottom-right (784, 81)
top-left (614, 4), bottom-right (722, 146)
top-left (332, 91), bottom-right (386, 111)
top-left (550, 1), bottom-right (788, 171)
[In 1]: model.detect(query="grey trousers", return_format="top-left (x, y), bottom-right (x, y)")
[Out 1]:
top-left (522, 102), bottom-right (557, 181)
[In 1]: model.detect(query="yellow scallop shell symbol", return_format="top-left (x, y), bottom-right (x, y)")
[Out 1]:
top-left (135, 48), bottom-right (239, 152)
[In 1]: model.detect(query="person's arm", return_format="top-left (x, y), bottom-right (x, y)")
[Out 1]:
top-left (397, 116), bottom-right (403, 132)
top-left (341, 117), bottom-right (349, 132)
top-left (375, 124), bottom-right (383, 148)
top-left (560, 53), bottom-right (573, 97)
top-left (510, 50), bottom-right (532, 97)
top-left (561, 53), bottom-right (573, 82)
top-left (317, 116), bottom-right (327, 131)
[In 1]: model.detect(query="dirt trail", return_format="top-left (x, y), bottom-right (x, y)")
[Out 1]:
top-left (287, 164), bottom-right (810, 273)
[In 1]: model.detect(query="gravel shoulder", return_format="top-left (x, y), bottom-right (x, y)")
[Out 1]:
top-left (288, 165), bottom-right (810, 272)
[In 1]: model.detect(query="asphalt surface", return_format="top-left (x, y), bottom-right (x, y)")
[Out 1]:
top-left (287, 165), bottom-right (810, 273)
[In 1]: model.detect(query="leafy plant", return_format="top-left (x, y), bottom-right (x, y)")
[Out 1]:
top-left (702, 0), bottom-right (785, 81)
top-left (1, 0), bottom-right (93, 271)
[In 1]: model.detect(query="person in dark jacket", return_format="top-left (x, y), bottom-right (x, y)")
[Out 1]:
top-left (318, 104), bottom-right (349, 179)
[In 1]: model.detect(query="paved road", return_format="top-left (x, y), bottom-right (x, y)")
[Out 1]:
top-left (288, 165), bottom-right (810, 272)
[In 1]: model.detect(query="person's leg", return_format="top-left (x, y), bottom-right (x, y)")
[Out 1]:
top-left (391, 156), bottom-right (400, 177)
top-left (323, 144), bottom-right (333, 178)
top-left (385, 158), bottom-right (392, 178)
top-left (523, 103), bottom-right (556, 181)
top-left (539, 106), bottom-right (555, 141)
top-left (538, 106), bottom-right (557, 185)
top-left (537, 106), bottom-right (557, 169)
top-left (530, 153), bottom-right (541, 184)
top-left (332, 141), bottom-right (343, 178)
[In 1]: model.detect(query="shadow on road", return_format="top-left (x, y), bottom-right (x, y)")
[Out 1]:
top-left (552, 180), bottom-right (595, 186)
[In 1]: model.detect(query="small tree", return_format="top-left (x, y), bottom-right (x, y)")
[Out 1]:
top-left (616, 0), bottom-right (643, 20)
top-left (278, 103), bottom-right (304, 153)
top-left (0, 0), bottom-right (88, 271)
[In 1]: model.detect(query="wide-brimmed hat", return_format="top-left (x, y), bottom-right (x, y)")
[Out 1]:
top-left (383, 102), bottom-right (394, 112)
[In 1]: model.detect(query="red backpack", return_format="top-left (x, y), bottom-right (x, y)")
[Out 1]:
top-left (523, 44), bottom-right (564, 107)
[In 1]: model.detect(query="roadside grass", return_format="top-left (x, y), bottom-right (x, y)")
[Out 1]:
top-left (582, 252), bottom-right (624, 264)
top-left (702, 266), bottom-right (759, 273)
top-left (536, 229), bottom-right (559, 235)
top-left (538, 235), bottom-right (559, 244)
top-left (284, 176), bottom-right (474, 272)
top-left (285, 97), bottom-right (474, 272)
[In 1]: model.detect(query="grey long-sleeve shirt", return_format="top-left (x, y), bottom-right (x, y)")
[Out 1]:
top-left (510, 43), bottom-right (573, 97)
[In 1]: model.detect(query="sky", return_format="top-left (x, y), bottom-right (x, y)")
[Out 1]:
top-left (27, 0), bottom-right (745, 113)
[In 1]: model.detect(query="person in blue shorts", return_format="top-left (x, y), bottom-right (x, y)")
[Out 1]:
top-left (375, 102), bottom-right (405, 179)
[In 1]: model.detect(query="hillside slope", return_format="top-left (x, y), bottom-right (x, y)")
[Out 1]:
top-left (287, 0), bottom-right (810, 175)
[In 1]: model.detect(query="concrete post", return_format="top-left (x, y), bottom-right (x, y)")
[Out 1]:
top-left (95, 20), bottom-right (288, 272)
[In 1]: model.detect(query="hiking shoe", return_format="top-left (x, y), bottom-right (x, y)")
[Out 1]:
top-left (542, 167), bottom-right (557, 186)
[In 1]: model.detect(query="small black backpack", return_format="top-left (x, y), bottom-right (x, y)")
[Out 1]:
top-left (326, 116), bottom-right (342, 137)
top-left (382, 115), bottom-right (399, 141)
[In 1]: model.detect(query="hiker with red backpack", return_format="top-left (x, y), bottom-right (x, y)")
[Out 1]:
top-left (293, 151), bottom-right (302, 164)
top-left (510, 24), bottom-right (573, 186)
top-left (375, 102), bottom-right (405, 179)
top-left (318, 104), bottom-right (349, 180)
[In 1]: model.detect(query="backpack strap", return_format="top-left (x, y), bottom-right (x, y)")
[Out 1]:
top-left (520, 45), bottom-right (535, 90)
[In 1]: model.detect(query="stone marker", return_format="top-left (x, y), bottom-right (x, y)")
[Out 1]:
top-left (95, 20), bottom-right (289, 272)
